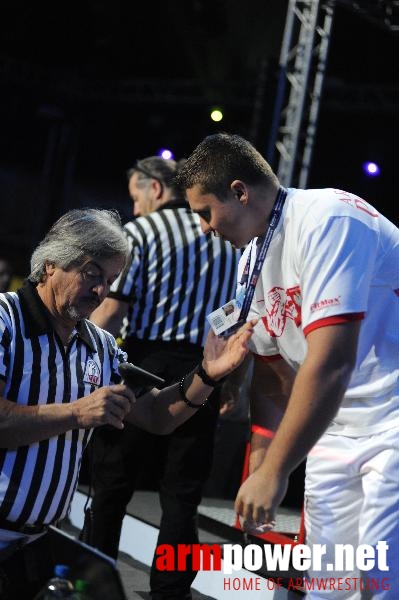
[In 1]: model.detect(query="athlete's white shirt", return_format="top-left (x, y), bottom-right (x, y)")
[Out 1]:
top-left (240, 187), bottom-right (399, 436)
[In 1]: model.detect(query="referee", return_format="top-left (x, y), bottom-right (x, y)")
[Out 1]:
top-left (0, 207), bottom-right (254, 599)
top-left (89, 156), bottom-right (241, 600)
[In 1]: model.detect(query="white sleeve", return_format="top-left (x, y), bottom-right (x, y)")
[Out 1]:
top-left (298, 215), bottom-right (378, 334)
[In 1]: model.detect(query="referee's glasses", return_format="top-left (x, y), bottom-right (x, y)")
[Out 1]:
top-left (77, 260), bottom-right (113, 292)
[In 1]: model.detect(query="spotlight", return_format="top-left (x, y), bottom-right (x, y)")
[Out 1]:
top-left (363, 161), bottom-right (381, 177)
top-left (157, 148), bottom-right (174, 160)
top-left (210, 108), bottom-right (223, 122)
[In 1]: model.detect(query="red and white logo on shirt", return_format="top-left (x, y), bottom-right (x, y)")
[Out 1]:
top-left (261, 286), bottom-right (301, 337)
top-left (83, 358), bottom-right (101, 386)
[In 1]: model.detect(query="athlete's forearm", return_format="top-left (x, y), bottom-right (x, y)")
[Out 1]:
top-left (258, 355), bottom-right (353, 478)
top-left (258, 322), bottom-right (360, 478)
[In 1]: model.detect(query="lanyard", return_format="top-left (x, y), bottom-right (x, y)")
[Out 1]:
top-left (221, 186), bottom-right (287, 337)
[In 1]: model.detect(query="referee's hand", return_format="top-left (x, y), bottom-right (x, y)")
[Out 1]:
top-left (72, 384), bottom-right (136, 430)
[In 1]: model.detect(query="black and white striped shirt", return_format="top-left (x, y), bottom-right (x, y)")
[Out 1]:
top-left (0, 281), bottom-right (124, 531)
top-left (110, 202), bottom-right (241, 346)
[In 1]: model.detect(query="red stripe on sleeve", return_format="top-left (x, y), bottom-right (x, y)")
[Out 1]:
top-left (303, 313), bottom-right (365, 337)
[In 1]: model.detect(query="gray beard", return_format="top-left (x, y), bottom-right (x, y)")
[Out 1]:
top-left (65, 304), bottom-right (84, 321)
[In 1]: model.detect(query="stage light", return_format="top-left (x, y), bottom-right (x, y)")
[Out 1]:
top-left (210, 108), bottom-right (223, 122)
top-left (157, 148), bottom-right (174, 160)
top-left (363, 161), bottom-right (381, 177)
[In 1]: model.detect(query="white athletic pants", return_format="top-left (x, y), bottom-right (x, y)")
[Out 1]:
top-left (304, 428), bottom-right (399, 599)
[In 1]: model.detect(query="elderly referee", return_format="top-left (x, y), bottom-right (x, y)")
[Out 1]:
top-left (0, 207), bottom-right (255, 599)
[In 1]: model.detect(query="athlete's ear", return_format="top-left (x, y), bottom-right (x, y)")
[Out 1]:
top-left (230, 180), bottom-right (248, 205)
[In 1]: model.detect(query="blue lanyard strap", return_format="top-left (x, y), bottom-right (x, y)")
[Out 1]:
top-left (221, 186), bottom-right (287, 337)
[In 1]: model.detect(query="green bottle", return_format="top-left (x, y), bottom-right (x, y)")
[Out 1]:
top-left (71, 579), bottom-right (91, 600)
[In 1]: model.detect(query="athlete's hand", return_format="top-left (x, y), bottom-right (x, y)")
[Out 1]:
top-left (234, 467), bottom-right (289, 535)
top-left (203, 319), bottom-right (257, 381)
top-left (71, 384), bottom-right (136, 430)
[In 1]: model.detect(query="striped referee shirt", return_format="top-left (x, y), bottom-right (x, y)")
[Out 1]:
top-left (0, 281), bottom-right (124, 530)
top-left (110, 201), bottom-right (241, 347)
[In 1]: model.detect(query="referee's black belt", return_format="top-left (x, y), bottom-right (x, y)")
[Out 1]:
top-left (0, 518), bottom-right (48, 535)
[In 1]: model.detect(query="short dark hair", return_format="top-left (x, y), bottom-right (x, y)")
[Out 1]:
top-left (175, 133), bottom-right (278, 200)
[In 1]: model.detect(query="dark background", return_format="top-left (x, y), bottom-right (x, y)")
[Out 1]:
top-left (1, 0), bottom-right (398, 277)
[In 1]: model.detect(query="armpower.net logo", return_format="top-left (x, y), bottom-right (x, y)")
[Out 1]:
top-left (155, 541), bottom-right (390, 593)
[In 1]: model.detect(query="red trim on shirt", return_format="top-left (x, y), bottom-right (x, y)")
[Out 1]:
top-left (251, 425), bottom-right (275, 439)
top-left (394, 289), bottom-right (399, 297)
top-left (253, 353), bottom-right (282, 363)
top-left (303, 313), bottom-right (365, 337)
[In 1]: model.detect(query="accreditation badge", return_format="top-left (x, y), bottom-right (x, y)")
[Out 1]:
top-left (207, 299), bottom-right (241, 336)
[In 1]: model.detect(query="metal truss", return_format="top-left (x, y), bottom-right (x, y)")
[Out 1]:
top-left (322, 80), bottom-right (399, 114)
top-left (385, 0), bottom-right (399, 30)
top-left (337, 0), bottom-right (399, 32)
top-left (267, 0), bottom-right (335, 188)
top-left (268, 0), bottom-right (399, 188)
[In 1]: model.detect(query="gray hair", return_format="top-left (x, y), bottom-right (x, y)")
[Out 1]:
top-left (127, 156), bottom-right (187, 200)
top-left (29, 208), bottom-right (129, 283)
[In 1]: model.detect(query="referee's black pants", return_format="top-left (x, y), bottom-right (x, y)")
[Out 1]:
top-left (89, 337), bottom-right (220, 600)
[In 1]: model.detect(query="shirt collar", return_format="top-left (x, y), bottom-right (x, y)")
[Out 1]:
top-left (18, 279), bottom-right (96, 352)
top-left (156, 199), bottom-right (188, 211)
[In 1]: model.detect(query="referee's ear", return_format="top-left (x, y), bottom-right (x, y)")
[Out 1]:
top-left (152, 179), bottom-right (163, 201)
top-left (44, 263), bottom-right (57, 277)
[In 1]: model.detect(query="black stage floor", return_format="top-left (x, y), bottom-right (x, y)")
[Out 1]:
top-left (67, 487), bottom-right (304, 600)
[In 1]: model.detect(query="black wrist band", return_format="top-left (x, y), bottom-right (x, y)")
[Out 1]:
top-left (196, 363), bottom-right (220, 387)
top-left (178, 374), bottom-right (208, 409)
